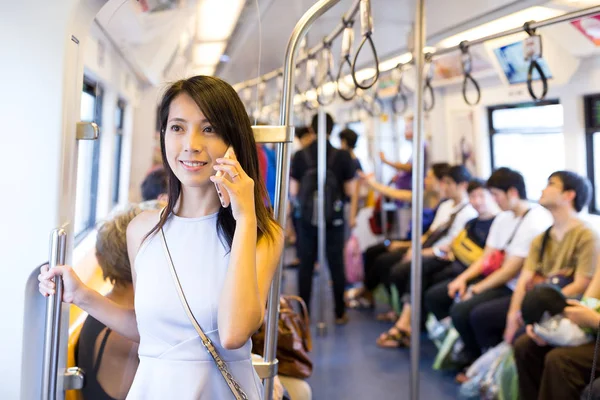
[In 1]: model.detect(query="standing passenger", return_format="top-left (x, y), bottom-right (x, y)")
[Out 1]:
top-left (39, 76), bottom-right (284, 399)
top-left (290, 113), bottom-right (357, 324)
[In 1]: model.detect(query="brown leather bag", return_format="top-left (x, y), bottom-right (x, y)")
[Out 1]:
top-left (252, 295), bottom-right (313, 379)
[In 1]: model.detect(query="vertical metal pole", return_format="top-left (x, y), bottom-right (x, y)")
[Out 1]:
top-left (410, 0), bottom-right (426, 399)
top-left (391, 113), bottom-right (404, 239)
top-left (262, 1), bottom-right (341, 399)
top-left (376, 117), bottom-right (388, 238)
top-left (42, 228), bottom-right (66, 400)
top-left (316, 108), bottom-right (327, 336)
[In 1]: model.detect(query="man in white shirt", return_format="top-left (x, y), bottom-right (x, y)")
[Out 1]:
top-left (443, 167), bottom-right (552, 367)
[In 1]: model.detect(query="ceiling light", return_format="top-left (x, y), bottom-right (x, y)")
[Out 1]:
top-left (196, 0), bottom-right (245, 41)
top-left (193, 42), bottom-right (226, 65)
top-left (191, 65), bottom-right (216, 76)
top-left (437, 6), bottom-right (565, 48)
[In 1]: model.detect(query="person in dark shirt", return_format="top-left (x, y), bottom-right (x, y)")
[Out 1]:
top-left (339, 128), bottom-right (363, 230)
top-left (290, 113), bottom-right (357, 324)
top-left (339, 128), bottom-right (362, 172)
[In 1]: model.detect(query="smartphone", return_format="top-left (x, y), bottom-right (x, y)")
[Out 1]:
top-left (433, 247), bottom-right (447, 258)
top-left (214, 147), bottom-right (232, 208)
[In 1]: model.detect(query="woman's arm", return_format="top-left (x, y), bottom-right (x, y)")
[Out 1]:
top-left (39, 266), bottom-right (139, 342)
top-left (38, 212), bottom-right (153, 343)
top-left (380, 152), bottom-right (412, 172)
top-left (359, 172), bottom-right (412, 202)
top-left (218, 219), bottom-right (284, 349)
top-left (213, 152), bottom-right (284, 349)
top-left (349, 178), bottom-right (359, 229)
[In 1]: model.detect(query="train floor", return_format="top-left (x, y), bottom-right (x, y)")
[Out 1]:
top-left (280, 254), bottom-right (459, 399)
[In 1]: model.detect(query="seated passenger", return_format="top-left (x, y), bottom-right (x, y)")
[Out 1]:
top-left (505, 171), bottom-right (598, 343)
top-left (510, 172), bottom-right (600, 400)
top-left (438, 168), bottom-right (551, 368)
top-left (514, 289), bottom-right (600, 400)
top-left (77, 207), bottom-right (143, 400)
top-left (376, 178), bottom-right (495, 348)
top-left (368, 165), bottom-right (476, 320)
top-left (352, 162), bottom-right (450, 309)
top-left (139, 168), bottom-right (168, 206)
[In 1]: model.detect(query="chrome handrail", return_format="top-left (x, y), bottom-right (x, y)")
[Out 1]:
top-left (41, 228), bottom-right (66, 400)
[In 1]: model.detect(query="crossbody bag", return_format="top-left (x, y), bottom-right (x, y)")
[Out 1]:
top-left (159, 224), bottom-right (249, 400)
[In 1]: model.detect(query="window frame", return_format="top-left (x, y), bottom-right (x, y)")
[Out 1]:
top-left (112, 99), bottom-right (126, 206)
top-left (74, 79), bottom-right (103, 244)
top-left (584, 94), bottom-right (600, 215)
top-left (487, 99), bottom-right (563, 201)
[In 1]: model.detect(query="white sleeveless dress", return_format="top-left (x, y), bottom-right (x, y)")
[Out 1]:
top-left (126, 212), bottom-right (264, 399)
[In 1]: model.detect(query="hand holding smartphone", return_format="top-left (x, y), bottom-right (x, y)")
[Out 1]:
top-left (214, 147), bottom-right (232, 208)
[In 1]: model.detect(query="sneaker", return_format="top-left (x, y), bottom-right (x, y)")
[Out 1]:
top-left (335, 314), bottom-right (349, 325)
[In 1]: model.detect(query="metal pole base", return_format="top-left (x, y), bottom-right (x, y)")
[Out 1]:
top-left (316, 322), bottom-right (327, 337)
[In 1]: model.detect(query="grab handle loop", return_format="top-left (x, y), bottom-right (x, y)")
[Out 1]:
top-left (391, 63), bottom-right (408, 115)
top-left (316, 41), bottom-right (337, 106)
top-left (424, 53), bottom-right (435, 112)
top-left (307, 55), bottom-right (318, 90)
top-left (523, 21), bottom-right (548, 101)
top-left (337, 21), bottom-right (357, 101)
top-left (368, 91), bottom-right (384, 117)
top-left (459, 41), bottom-right (481, 106)
top-left (351, 0), bottom-right (379, 90)
top-left (295, 37), bottom-right (311, 94)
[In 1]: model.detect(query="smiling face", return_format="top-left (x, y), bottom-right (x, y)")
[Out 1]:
top-left (164, 93), bottom-right (228, 189)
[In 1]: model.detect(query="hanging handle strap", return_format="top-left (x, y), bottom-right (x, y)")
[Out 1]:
top-left (337, 21), bottom-right (357, 101)
top-left (524, 21), bottom-right (548, 101)
top-left (159, 224), bottom-right (249, 400)
top-left (459, 41), bottom-right (481, 106)
top-left (424, 53), bottom-right (435, 111)
top-left (351, 0), bottom-right (380, 90)
top-left (316, 39), bottom-right (337, 106)
top-left (391, 63), bottom-right (408, 115)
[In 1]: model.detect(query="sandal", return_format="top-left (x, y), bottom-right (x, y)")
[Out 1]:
top-left (376, 326), bottom-right (411, 348)
top-left (376, 310), bottom-right (398, 322)
top-left (455, 371), bottom-right (469, 384)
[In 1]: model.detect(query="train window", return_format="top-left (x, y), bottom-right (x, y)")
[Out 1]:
top-left (112, 99), bottom-right (126, 205)
top-left (488, 100), bottom-right (565, 201)
top-left (74, 80), bottom-right (103, 242)
top-left (584, 94), bottom-right (600, 214)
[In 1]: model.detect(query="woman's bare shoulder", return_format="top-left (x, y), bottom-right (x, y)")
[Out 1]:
top-left (127, 210), bottom-right (161, 253)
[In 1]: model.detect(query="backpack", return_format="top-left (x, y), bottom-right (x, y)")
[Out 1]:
top-left (297, 147), bottom-right (344, 226)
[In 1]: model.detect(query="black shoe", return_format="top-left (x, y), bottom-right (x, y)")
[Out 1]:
top-left (335, 314), bottom-right (349, 325)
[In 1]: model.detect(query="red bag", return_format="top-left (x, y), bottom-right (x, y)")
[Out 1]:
top-left (481, 209), bottom-right (532, 277)
top-left (480, 250), bottom-right (505, 277)
top-left (369, 196), bottom-right (394, 235)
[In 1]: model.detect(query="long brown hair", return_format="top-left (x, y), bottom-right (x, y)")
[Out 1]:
top-left (146, 76), bottom-right (276, 248)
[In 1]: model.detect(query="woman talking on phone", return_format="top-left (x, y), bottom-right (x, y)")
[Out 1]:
top-left (38, 76), bottom-right (284, 399)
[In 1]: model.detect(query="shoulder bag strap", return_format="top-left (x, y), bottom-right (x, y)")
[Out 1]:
top-left (505, 208), bottom-right (532, 248)
top-left (159, 224), bottom-right (248, 400)
top-left (537, 226), bottom-right (552, 267)
top-left (441, 202), bottom-right (469, 233)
